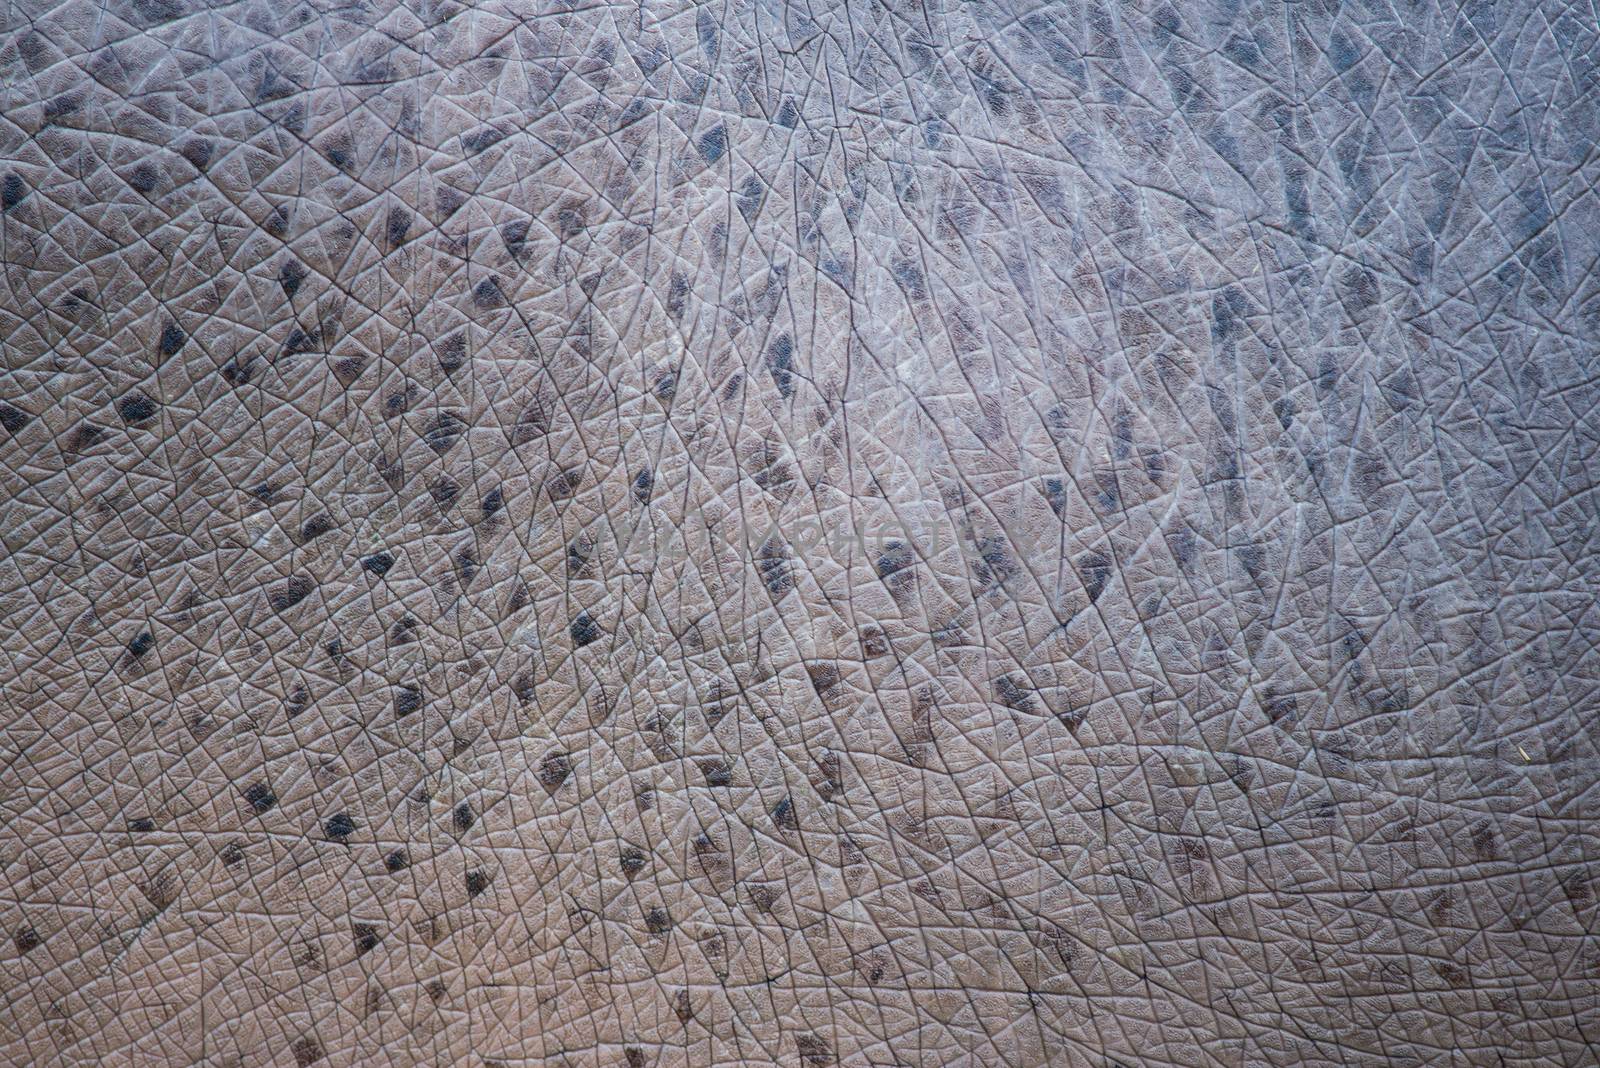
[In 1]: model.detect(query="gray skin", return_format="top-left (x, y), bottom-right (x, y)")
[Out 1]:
top-left (0, 1), bottom-right (1596, 1065)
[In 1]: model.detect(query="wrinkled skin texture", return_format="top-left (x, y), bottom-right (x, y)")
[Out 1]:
top-left (2, 0), bottom-right (1598, 1064)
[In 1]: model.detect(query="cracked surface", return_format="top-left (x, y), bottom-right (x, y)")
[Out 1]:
top-left (2, 0), bottom-right (1599, 1065)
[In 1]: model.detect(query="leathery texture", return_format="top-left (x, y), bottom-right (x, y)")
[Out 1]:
top-left (1, 0), bottom-right (1597, 1064)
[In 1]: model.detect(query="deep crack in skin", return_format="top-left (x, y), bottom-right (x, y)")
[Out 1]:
top-left (1, 1), bottom-right (1598, 1065)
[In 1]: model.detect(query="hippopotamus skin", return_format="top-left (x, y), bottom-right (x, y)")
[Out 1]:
top-left (0, 0), bottom-right (1596, 1064)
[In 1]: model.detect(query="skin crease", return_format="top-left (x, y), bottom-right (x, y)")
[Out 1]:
top-left (0, 0), bottom-right (1597, 1065)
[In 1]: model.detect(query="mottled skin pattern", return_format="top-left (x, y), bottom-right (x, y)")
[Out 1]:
top-left (0, 0), bottom-right (1597, 1065)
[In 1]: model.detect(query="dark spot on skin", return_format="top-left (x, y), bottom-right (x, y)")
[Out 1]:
top-left (807, 662), bottom-right (840, 697)
top-left (767, 334), bottom-right (795, 397)
top-left (696, 7), bottom-right (719, 60)
top-left (797, 1035), bottom-right (833, 1065)
top-left (502, 218), bottom-right (529, 257)
top-left (472, 276), bottom-right (505, 309)
top-left (566, 537), bottom-right (593, 578)
top-left (256, 62), bottom-right (296, 103)
top-left (1043, 477), bottom-right (1067, 517)
top-left (1263, 689), bottom-right (1298, 727)
top-left (1237, 542), bottom-right (1265, 581)
top-left (131, 0), bottom-right (184, 23)
top-left (119, 394), bottom-right (159, 423)
top-left (126, 631), bottom-right (154, 658)
top-left (244, 783), bottom-right (277, 813)
top-left (570, 612), bottom-right (600, 647)
top-left (700, 759), bottom-right (732, 786)
top-left (1471, 820), bottom-right (1500, 862)
top-left (539, 752), bottom-right (570, 793)
top-left (268, 575), bottom-right (315, 612)
top-left (129, 817), bottom-right (156, 832)
top-left (43, 92), bottom-right (84, 121)
top-left (159, 322), bottom-right (187, 356)
top-left (624, 1048), bottom-right (646, 1068)
top-left (323, 813), bottom-right (356, 842)
top-left (757, 538), bottom-right (792, 597)
top-left (507, 581), bottom-right (530, 614)
top-left (299, 515), bottom-right (334, 541)
top-left (645, 907), bottom-right (672, 934)
top-left (974, 535), bottom-right (1012, 587)
top-left (512, 399), bottom-right (548, 444)
top-left (424, 414), bottom-right (467, 454)
top-left (1094, 470), bottom-right (1120, 511)
top-left (776, 99), bottom-right (799, 127)
top-left (876, 541), bottom-right (914, 597)
top-left (813, 751), bottom-right (842, 801)
top-left (264, 203), bottom-right (292, 237)
top-left (464, 870), bottom-right (491, 898)
top-left (425, 979), bottom-right (448, 1003)
top-left (437, 185), bottom-right (465, 219)
top-left (353, 923), bottom-right (380, 957)
top-left (1374, 687), bottom-right (1409, 717)
top-left (394, 686), bottom-right (421, 717)
top-left (697, 125), bottom-right (726, 163)
top-left (1562, 872), bottom-right (1591, 907)
top-left (452, 802), bottom-right (474, 834)
top-left (620, 846), bottom-right (646, 877)
top-left (128, 162), bottom-right (160, 194)
top-left (771, 796), bottom-right (797, 831)
top-left (279, 258), bottom-right (306, 297)
top-left (632, 468), bottom-right (653, 503)
top-left (546, 468), bottom-right (583, 501)
top-left (0, 404), bottom-right (28, 434)
top-left (2, 173), bottom-right (27, 211)
top-left (666, 271), bottom-right (689, 319)
top-left (389, 617), bottom-right (418, 644)
top-left (221, 355), bottom-right (255, 386)
top-left (69, 423), bottom-right (105, 451)
top-left (333, 357), bottom-right (366, 386)
top-left (180, 138), bottom-right (213, 170)
top-left (384, 849), bottom-right (408, 873)
top-left (481, 487), bottom-right (502, 518)
top-left (13, 926), bottom-right (41, 953)
top-left (1077, 551), bottom-right (1111, 603)
top-left (994, 675), bottom-right (1035, 713)
top-left (219, 841), bottom-right (245, 867)
top-left (429, 477), bottom-right (459, 510)
top-left (291, 1037), bottom-right (323, 1068)
top-left (437, 333), bottom-right (467, 374)
top-left (461, 126), bottom-right (505, 154)
top-left (894, 260), bottom-right (927, 300)
top-left (286, 684), bottom-right (310, 716)
top-left (737, 175), bottom-right (765, 224)
top-left (361, 551), bottom-right (393, 576)
top-left (557, 205), bottom-right (586, 240)
top-left (385, 207), bottom-right (411, 247)
top-left (282, 326), bottom-right (318, 355)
